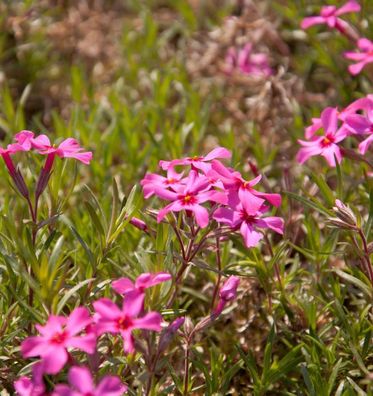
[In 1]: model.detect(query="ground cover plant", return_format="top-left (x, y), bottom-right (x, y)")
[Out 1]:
top-left (0, 0), bottom-right (372, 394)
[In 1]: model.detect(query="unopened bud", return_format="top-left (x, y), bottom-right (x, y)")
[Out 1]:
top-left (332, 199), bottom-right (357, 226)
top-left (183, 317), bottom-right (194, 336)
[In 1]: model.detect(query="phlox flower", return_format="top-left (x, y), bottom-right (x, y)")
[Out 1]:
top-left (225, 44), bottom-right (272, 77)
top-left (112, 272), bottom-right (172, 304)
top-left (297, 107), bottom-right (348, 166)
top-left (301, 1), bottom-right (360, 32)
top-left (210, 160), bottom-right (281, 207)
top-left (304, 100), bottom-right (366, 139)
top-left (344, 38), bottom-right (373, 75)
top-left (93, 297), bottom-right (162, 354)
top-left (344, 98), bottom-right (373, 154)
top-left (53, 366), bottom-right (127, 396)
top-left (32, 135), bottom-right (92, 167)
top-left (159, 147), bottom-right (231, 173)
top-left (141, 167), bottom-right (186, 199)
top-left (213, 193), bottom-right (284, 248)
top-left (154, 170), bottom-right (227, 228)
top-left (214, 276), bottom-right (240, 315)
top-left (14, 362), bottom-right (46, 396)
top-left (21, 307), bottom-right (96, 374)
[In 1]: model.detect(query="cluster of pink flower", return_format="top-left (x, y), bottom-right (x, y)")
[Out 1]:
top-left (301, 1), bottom-right (373, 76)
top-left (0, 131), bottom-right (92, 207)
top-left (15, 271), bottom-right (240, 395)
top-left (141, 147), bottom-right (284, 248)
top-left (224, 43), bottom-right (272, 77)
top-left (297, 96), bottom-right (373, 166)
top-left (16, 272), bottom-right (170, 395)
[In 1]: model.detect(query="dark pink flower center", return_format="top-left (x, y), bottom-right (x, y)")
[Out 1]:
top-left (321, 134), bottom-right (335, 147)
top-left (117, 315), bottom-right (133, 330)
top-left (165, 178), bottom-right (176, 185)
top-left (50, 331), bottom-right (68, 344)
top-left (179, 193), bottom-right (197, 205)
top-left (241, 211), bottom-right (257, 224)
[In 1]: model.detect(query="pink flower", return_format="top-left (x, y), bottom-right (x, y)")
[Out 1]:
top-left (213, 193), bottom-right (284, 248)
top-left (155, 170), bottom-right (227, 228)
top-left (159, 147), bottom-right (231, 173)
top-left (344, 38), bottom-right (373, 75)
top-left (225, 44), bottom-right (272, 77)
top-left (214, 276), bottom-right (240, 315)
top-left (14, 130), bottom-right (37, 151)
top-left (53, 366), bottom-right (127, 396)
top-left (344, 98), bottom-right (373, 154)
top-left (14, 362), bottom-right (46, 396)
top-left (32, 135), bottom-right (92, 166)
top-left (21, 308), bottom-right (96, 374)
top-left (93, 297), bottom-right (162, 354)
top-left (297, 107), bottom-right (348, 167)
top-left (301, 1), bottom-right (360, 32)
top-left (141, 167), bottom-right (186, 199)
top-left (210, 160), bottom-right (281, 207)
top-left (112, 272), bottom-right (172, 305)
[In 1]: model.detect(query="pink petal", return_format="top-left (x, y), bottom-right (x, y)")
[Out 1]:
top-left (68, 366), bottom-right (94, 393)
top-left (240, 222), bottom-right (263, 248)
top-left (335, 0), bottom-right (361, 15)
top-left (260, 216), bottom-right (284, 234)
top-left (21, 337), bottom-right (47, 358)
top-left (122, 292), bottom-right (145, 318)
top-left (32, 134), bottom-right (51, 150)
top-left (344, 114), bottom-right (371, 134)
top-left (191, 204), bottom-right (210, 228)
top-left (112, 278), bottom-right (135, 295)
top-left (93, 298), bottom-right (122, 320)
top-left (359, 134), bottom-right (373, 154)
top-left (42, 347), bottom-right (68, 374)
top-left (66, 307), bottom-right (92, 335)
top-left (203, 147), bottom-right (232, 161)
top-left (35, 315), bottom-right (66, 337)
top-left (96, 376), bottom-right (128, 396)
top-left (213, 207), bottom-right (235, 225)
top-left (134, 312), bottom-right (162, 331)
top-left (68, 333), bottom-right (96, 354)
top-left (121, 330), bottom-right (135, 354)
top-left (296, 145), bottom-right (323, 164)
top-left (322, 145), bottom-right (342, 166)
top-left (301, 16), bottom-right (325, 29)
top-left (321, 107), bottom-right (338, 134)
top-left (238, 189), bottom-right (265, 215)
top-left (348, 60), bottom-right (369, 75)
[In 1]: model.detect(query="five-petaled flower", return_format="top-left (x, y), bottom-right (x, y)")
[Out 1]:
top-left (301, 1), bottom-right (360, 33)
top-left (344, 38), bottom-right (373, 75)
top-left (297, 107), bottom-right (348, 166)
top-left (93, 297), bottom-right (162, 354)
top-left (21, 308), bottom-right (96, 374)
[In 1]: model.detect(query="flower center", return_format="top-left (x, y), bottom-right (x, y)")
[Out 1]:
top-left (241, 211), bottom-right (256, 224)
top-left (189, 156), bottom-right (202, 162)
top-left (165, 178), bottom-right (176, 185)
top-left (117, 316), bottom-right (133, 331)
top-left (50, 331), bottom-right (68, 344)
top-left (321, 134), bottom-right (335, 147)
top-left (180, 194), bottom-right (197, 205)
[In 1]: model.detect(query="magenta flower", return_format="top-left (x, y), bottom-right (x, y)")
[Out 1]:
top-left (297, 107), bottom-right (348, 166)
top-left (14, 362), bottom-right (46, 396)
top-left (210, 160), bottom-right (281, 207)
top-left (93, 297), bottom-right (162, 354)
top-left (301, 1), bottom-right (360, 32)
top-left (213, 194), bottom-right (284, 248)
top-left (344, 98), bottom-right (373, 154)
top-left (344, 38), bottom-right (373, 75)
top-left (225, 44), bottom-right (272, 77)
top-left (112, 272), bottom-right (172, 304)
top-left (32, 135), bottom-right (92, 168)
top-left (141, 167), bottom-right (186, 199)
top-left (53, 366), bottom-right (127, 396)
top-left (159, 147), bottom-right (231, 173)
top-left (14, 130), bottom-right (37, 151)
top-left (214, 276), bottom-right (240, 315)
top-left (154, 170), bottom-right (227, 228)
top-left (21, 308), bottom-right (96, 374)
